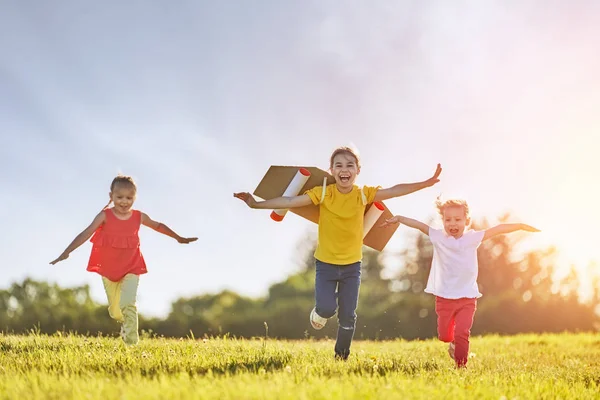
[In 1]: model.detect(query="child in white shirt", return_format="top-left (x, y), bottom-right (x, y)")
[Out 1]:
top-left (381, 198), bottom-right (539, 367)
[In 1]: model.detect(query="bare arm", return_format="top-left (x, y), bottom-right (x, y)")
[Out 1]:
top-left (483, 223), bottom-right (540, 241)
top-left (141, 213), bottom-right (198, 244)
top-left (49, 212), bottom-right (106, 265)
top-left (380, 215), bottom-right (430, 235)
top-left (374, 164), bottom-right (442, 202)
top-left (233, 192), bottom-right (313, 209)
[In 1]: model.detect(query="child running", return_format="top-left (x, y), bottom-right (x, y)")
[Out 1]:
top-left (50, 175), bottom-right (197, 345)
top-left (234, 146), bottom-right (441, 360)
top-left (381, 197), bottom-right (539, 367)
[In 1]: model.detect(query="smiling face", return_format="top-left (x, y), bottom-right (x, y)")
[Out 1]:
top-left (442, 205), bottom-right (470, 238)
top-left (109, 184), bottom-right (136, 216)
top-left (330, 152), bottom-right (360, 193)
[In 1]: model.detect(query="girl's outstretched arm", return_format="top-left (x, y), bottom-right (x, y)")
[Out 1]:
top-left (483, 223), bottom-right (540, 241)
top-left (141, 213), bottom-right (198, 244)
top-left (374, 164), bottom-right (442, 202)
top-left (233, 192), bottom-right (313, 209)
top-left (380, 215), bottom-right (430, 235)
top-left (49, 212), bottom-right (106, 265)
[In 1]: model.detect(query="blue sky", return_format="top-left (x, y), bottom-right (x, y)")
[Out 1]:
top-left (1, 1), bottom-right (599, 317)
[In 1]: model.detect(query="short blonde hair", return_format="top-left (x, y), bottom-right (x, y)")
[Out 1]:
top-left (329, 146), bottom-right (361, 169)
top-left (435, 196), bottom-right (470, 219)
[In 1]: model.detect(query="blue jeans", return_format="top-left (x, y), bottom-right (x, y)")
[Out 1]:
top-left (314, 259), bottom-right (361, 359)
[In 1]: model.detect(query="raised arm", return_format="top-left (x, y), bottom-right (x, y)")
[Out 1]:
top-left (483, 223), bottom-right (540, 241)
top-left (141, 213), bottom-right (198, 244)
top-left (380, 215), bottom-right (430, 235)
top-left (374, 164), bottom-right (442, 202)
top-left (233, 192), bottom-right (313, 209)
top-left (49, 212), bottom-right (106, 265)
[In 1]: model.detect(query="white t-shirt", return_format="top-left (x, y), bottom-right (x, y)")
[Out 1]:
top-left (424, 227), bottom-right (485, 299)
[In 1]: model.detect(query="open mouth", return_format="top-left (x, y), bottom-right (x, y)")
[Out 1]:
top-left (339, 175), bottom-right (351, 183)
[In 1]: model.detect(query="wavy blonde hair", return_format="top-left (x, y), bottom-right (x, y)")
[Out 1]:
top-left (435, 196), bottom-right (470, 219)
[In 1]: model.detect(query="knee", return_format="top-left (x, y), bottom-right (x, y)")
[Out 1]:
top-left (316, 307), bottom-right (336, 319)
top-left (438, 332), bottom-right (453, 343)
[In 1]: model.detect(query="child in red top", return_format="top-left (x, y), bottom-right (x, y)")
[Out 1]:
top-left (50, 175), bottom-right (197, 345)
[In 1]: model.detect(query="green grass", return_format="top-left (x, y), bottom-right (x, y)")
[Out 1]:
top-left (1, 333), bottom-right (599, 399)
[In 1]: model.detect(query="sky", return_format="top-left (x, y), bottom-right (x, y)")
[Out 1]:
top-left (1, 1), bottom-right (599, 317)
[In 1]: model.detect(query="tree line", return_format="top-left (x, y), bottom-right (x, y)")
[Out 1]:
top-left (2, 216), bottom-right (598, 339)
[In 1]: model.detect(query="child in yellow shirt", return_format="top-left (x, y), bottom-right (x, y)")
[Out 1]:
top-left (235, 147), bottom-right (441, 359)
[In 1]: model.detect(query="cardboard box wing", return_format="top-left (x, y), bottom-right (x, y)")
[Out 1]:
top-left (253, 165), bottom-right (398, 251)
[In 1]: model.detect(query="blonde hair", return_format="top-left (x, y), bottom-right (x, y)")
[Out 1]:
top-left (435, 196), bottom-right (470, 219)
top-left (102, 174), bottom-right (137, 210)
top-left (329, 146), bottom-right (361, 169)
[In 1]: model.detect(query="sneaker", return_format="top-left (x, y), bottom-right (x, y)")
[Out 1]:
top-left (448, 342), bottom-right (455, 360)
top-left (310, 308), bottom-right (327, 330)
top-left (335, 348), bottom-right (350, 361)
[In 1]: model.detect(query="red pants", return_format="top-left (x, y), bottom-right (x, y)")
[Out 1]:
top-left (435, 296), bottom-right (477, 367)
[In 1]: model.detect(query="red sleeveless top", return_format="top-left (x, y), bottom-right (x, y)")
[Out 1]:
top-left (87, 209), bottom-right (147, 282)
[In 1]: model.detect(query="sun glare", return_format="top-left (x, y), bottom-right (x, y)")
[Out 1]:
top-left (525, 213), bottom-right (600, 300)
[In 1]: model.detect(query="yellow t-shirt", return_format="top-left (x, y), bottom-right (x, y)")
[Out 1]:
top-left (305, 184), bottom-right (380, 265)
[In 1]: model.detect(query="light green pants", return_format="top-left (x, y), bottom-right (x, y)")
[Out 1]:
top-left (102, 274), bottom-right (140, 345)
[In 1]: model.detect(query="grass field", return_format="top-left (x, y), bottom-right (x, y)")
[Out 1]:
top-left (1, 333), bottom-right (599, 399)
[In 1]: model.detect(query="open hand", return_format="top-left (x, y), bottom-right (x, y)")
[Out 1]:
top-left (49, 253), bottom-right (69, 265)
top-left (177, 237), bottom-right (198, 244)
top-left (380, 216), bottom-right (401, 228)
top-left (426, 163), bottom-right (442, 187)
top-left (233, 192), bottom-right (257, 208)
top-left (521, 224), bottom-right (541, 232)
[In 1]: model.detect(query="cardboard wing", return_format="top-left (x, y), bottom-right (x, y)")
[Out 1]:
top-left (253, 165), bottom-right (398, 251)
